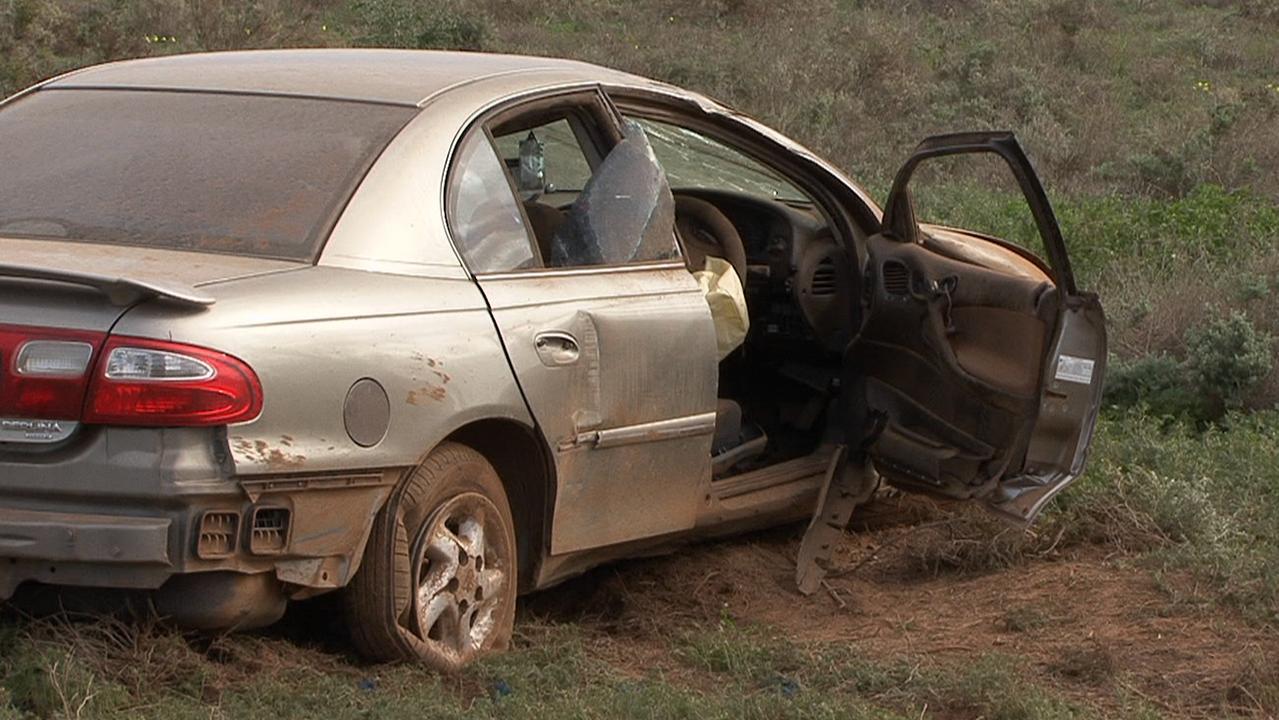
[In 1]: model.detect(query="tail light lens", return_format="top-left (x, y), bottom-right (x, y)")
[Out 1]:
top-left (1, 326), bottom-right (261, 428)
top-left (84, 337), bottom-right (263, 426)
top-left (0, 325), bottom-right (104, 420)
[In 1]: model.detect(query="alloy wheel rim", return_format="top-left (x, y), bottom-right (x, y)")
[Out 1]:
top-left (408, 492), bottom-right (509, 662)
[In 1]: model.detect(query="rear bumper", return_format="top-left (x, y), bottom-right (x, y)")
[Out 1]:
top-left (0, 507), bottom-right (171, 564)
top-left (0, 508), bottom-right (172, 600)
top-left (0, 494), bottom-right (252, 604)
top-left (0, 426), bottom-right (396, 621)
top-left (1, 426), bottom-right (239, 601)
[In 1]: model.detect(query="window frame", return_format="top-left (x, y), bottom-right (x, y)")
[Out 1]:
top-left (443, 86), bottom-right (686, 277)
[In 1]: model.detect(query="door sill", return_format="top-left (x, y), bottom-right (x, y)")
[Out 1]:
top-left (711, 447), bottom-right (836, 501)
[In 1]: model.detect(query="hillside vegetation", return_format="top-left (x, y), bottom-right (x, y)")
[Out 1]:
top-left (1, 1), bottom-right (1278, 717)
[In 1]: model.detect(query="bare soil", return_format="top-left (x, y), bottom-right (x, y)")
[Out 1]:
top-left (524, 493), bottom-right (1278, 719)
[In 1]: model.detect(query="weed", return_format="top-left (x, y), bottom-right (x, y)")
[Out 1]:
top-left (345, 0), bottom-right (486, 51)
top-left (1049, 643), bottom-right (1116, 685)
top-left (919, 654), bottom-right (1091, 720)
top-left (998, 605), bottom-right (1051, 634)
top-left (1053, 409), bottom-right (1279, 622)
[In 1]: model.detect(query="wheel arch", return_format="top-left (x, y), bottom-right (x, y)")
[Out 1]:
top-left (444, 417), bottom-right (555, 593)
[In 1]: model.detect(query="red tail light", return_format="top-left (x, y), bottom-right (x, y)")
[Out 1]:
top-left (84, 336), bottom-right (263, 426)
top-left (1, 325), bottom-right (262, 428)
top-left (0, 325), bottom-right (104, 420)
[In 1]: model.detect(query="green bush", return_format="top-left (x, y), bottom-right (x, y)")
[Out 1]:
top-left (1104, 310), bottom-right (1274, 421)
top-left (1104, 354), bottom-right (1203, 418)
top-left (1186, 309), bottom-right (1275, 411)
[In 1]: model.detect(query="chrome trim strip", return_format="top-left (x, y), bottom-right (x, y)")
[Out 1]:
top-left (564, 411), bottom-right (717, 450)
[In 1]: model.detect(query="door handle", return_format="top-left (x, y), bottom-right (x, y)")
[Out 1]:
top-left (534, 331), bottom-right (580, 366)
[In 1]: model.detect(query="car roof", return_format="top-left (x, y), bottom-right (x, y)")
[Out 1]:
top-left (44, 49), bottom-right (644, 107)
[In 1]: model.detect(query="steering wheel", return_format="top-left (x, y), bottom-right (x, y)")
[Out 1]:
top-left (675, 196), bottom-right (748, 282)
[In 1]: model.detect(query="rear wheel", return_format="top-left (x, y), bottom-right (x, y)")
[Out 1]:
top-left (344, 442), bottom-right (517, 670)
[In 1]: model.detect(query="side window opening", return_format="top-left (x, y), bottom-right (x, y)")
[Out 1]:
top-left (489, 101), bottom-right (679, 269)
top-left (547, 120), bottom-right (679, 268)
top-left (491, 118), bottom-right (594, 200)
top-left (491, 111), bottom-right (600, 266)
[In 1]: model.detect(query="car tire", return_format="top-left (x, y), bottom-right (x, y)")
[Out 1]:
top-left (344, 442), bottom-right (517, 670)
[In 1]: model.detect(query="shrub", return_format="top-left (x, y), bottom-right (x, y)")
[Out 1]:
top-left (1104, 354), bottom-right (1204, 419)
top-left (1186, 310), bottom-right (1275, 411)
top-left (1104, 310), bottom-right (1274, 421)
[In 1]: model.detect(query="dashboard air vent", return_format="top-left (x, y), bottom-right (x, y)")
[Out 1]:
top-left (810, 258), bottom-right (837, 296)
top-left (882, 261), bottom-right (911, 296)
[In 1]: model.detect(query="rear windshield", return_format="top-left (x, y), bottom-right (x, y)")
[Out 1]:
top-left (0, 89), bottom-right (414, 260)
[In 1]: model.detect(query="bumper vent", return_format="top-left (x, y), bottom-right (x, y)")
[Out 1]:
top-left (882, 261), bottom-right (911, 296)
top-left (197, 511), bottom-right (239, 559)
top-left (250, 507), bottom-right (291, 555)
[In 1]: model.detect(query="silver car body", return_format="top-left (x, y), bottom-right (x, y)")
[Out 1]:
top-left (0, 50), bottom-right (1105, 626)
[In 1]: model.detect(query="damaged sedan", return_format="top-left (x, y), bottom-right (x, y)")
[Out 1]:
top-left (0, 50), bottom-right (1105, 670)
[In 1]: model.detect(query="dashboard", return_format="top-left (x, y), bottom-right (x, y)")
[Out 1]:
top-left (672, 188), bottom-right (858, 353)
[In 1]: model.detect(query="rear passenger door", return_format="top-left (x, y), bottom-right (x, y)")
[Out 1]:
top-left (446, 89), bottom-right (719, 554)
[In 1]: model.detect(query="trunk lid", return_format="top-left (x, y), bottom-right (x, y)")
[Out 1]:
top-left (0, 236), bottom-right (303, 330)
top-left (0, 237), bottom-right (302, 445)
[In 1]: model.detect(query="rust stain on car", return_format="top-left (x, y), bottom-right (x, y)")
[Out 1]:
top-left (406, 384), bottom-right (447, 404)
top-left (231, 436), bottom-right (307, 468)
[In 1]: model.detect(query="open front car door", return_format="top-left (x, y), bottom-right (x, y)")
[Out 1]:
top-left (853, 132), bottom-right (1107, 523)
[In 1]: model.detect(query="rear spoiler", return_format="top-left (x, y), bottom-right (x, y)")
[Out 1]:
top-left (0, 263), bottom-right (215, 307)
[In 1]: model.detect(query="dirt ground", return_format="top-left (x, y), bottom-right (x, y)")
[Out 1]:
top-left (523, 493), bottom-right (1278, 719)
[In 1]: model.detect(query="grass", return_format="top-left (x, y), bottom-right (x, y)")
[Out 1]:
top-left (0, 613), bottom-right (1112, 720)
top-left (4, 0), bottom-right (1279, 198)
top-left (1059, 410), bottom-right (1279, 623)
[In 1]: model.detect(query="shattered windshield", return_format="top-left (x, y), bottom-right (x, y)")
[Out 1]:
top-left (629, 117), bottom-right (808, 203)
